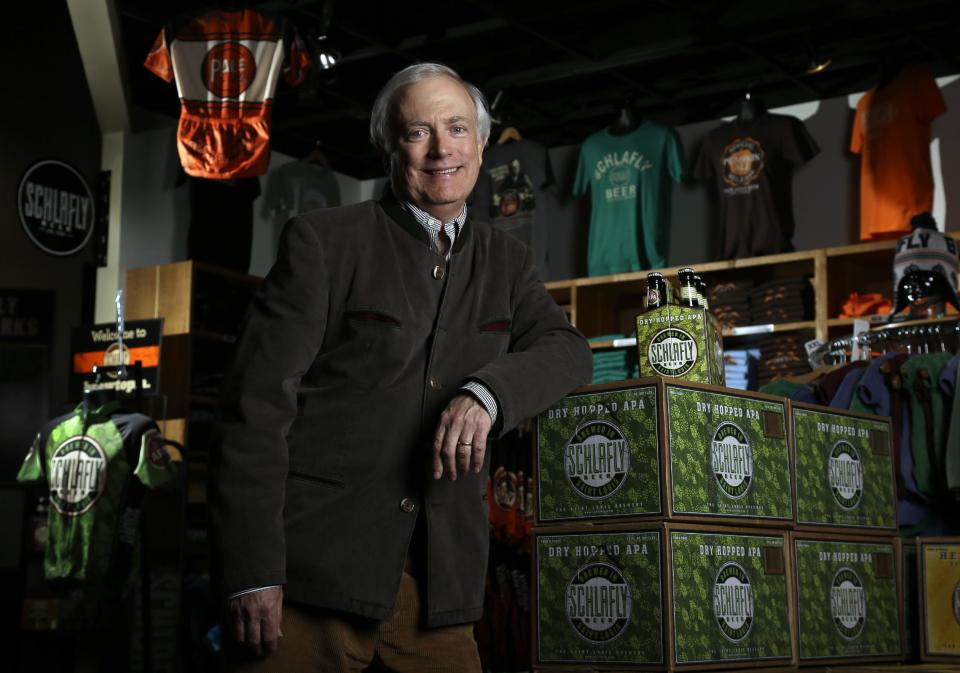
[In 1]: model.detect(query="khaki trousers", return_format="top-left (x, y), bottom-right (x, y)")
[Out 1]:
top-left (226, 571), bottom-right (482, 673)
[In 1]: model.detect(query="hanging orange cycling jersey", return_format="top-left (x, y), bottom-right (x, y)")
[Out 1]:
top-left (145, 9), bottom-right (310, 179)
top-left (850, 69), bottom-right (946, 241)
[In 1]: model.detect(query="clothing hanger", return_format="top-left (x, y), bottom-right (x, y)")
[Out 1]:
top-left (608, 94), bottom-right (643, 136)
top-left (497, 126), bottom-right (522, 144)
top-left (82, 290), bottom-right (145, 419)
top-left (737, 90), bottom-right (765, 124)
top-left (304, 141), bottom-right (330, 168)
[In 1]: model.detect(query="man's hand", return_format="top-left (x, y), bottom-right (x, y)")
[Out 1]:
top-left (433, 394), bottom-right (491, 480)
top-left (226, 586), bottom-right (284, 657)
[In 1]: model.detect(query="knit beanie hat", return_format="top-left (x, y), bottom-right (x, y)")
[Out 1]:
top-left (890, 212), bottom-right (960, 316)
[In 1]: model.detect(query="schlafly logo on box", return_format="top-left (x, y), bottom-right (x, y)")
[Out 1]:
top-left (648, 327), bottom-right (697, 377)
top-left (565, 420), bottom-right (629, 500)
top-left (830, 567), bottom-right (866, 640)
top-left (566, 561), bottom-right (633, 644)
top-left (828, 440), bottom-right (864, 510)
top-left (711, 422), bottom-right (753, 500)
top-left (713, 561), bottom-right (754, 642)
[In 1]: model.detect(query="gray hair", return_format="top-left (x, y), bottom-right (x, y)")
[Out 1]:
top-left (369, 62), bottom-right (491, 159)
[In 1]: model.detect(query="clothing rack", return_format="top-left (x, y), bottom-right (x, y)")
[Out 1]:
top-left (810, 319), bottom-right (960, 367)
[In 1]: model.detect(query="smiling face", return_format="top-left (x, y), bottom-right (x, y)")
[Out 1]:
top-left (391, 75), bottom-right (485, 222)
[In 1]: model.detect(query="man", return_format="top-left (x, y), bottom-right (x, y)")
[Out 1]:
top-left (212, 62), bottom-right (591, 672)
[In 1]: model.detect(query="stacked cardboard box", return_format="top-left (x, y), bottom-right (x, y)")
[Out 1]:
top-left (790, 404), bottom-right (901, 666)
top-left (533, 379), bottom-right (901, 672)
top-left (916, 537), bottom-right (960, 663)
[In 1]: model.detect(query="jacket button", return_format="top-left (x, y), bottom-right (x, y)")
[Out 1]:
top-left (430, 377), bottom-right (442, 390)
top-left (432, 265), bottom-right (445, 280)
top-left (399, 498), bottom-right (416, 513)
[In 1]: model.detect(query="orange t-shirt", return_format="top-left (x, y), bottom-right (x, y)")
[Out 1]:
top-left (144, 10), bottom-right (310, 180)
top-left (850, 69), bottom-right (946, 240)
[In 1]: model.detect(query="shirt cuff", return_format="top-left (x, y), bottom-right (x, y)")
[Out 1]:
top-left (227, 585), bottom-right (282, 600)
top-left (460, 381), bottom-right (498, 425)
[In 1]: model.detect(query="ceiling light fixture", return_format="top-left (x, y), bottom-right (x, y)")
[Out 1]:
top-left (806, 57), bottom-right (832, 75)
top-left (316, 34), bottom-right (340, 70)
top-left (804, 36), bottom-right (831, 75)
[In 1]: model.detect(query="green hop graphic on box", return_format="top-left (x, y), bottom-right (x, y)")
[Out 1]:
top-left (794, 539), bottom-right (900, 659)
top-left (671, 531), bottom-right (792, 664)
top-left (668, 388), bottom-right (791, 520)
top-left (794, 409), bottom-right (895, 529)
top-left (537, 531), bottom-right (663, 664)
top-left (537, 387), bottom-right (660, 520)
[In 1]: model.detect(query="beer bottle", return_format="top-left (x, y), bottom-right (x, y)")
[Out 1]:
top-left (678, 267), bottom-right (699, 308)
top-left (645, 272), bottom-right (667, 311)
top-left (695, 275), bottom-right (709, 310)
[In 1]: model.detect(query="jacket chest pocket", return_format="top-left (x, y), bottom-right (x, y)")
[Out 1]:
top-left (340, 306), bottom-right (409, 388)
top-left (462, 316), bottom-right (512, 366)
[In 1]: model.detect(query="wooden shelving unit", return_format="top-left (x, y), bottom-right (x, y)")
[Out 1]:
top-left (547, 234), bottom-right (960, 347)
top-left (126, 260), bottom-right (261, 501)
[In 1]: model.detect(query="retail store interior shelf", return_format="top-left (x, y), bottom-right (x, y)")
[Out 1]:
top-left (549, 234), bottom-right (960, 344)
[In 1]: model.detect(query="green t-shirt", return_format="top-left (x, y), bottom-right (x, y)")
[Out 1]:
top-left (17, 402), bottom-right (180, 585)
top-left (573, 123), bottom-right (684, 276)
top-left (900, 352), bottom-right (952, 498)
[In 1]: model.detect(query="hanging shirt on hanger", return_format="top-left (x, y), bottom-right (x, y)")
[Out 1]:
top-left (470, 138), bottom-right (554, 273)
top-left (261, 159), bottom-right (341, 227)
top-left (900, 351), bottom-right (953, 499)
top-left (144, 9), bottom-right (310, 179)
top-left (573, 123), bottom-right (684, 276)
top-left (16, 401), bottom-right (181, 585)
top-left (695, 113), bottom-right (819, 260)
top-left (943, 355), bottom-right (960, 497)
top-left (850, 69), bottom-right (946, 240)
top-left (848, 352), bottom-right (946, 534)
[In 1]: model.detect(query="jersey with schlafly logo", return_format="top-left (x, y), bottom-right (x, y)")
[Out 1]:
top-left (17, 401), bottom-right (181, 585)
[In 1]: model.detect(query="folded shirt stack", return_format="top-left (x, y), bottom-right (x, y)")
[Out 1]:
top-left (749, 277), bottom-right (813, 324)
top-left (709, 280), bottom-right (753, 328)
top-left (724, 348), bottom-right (760, 391)
top-left (756, 334), bottom-right (811, 386)
top-left (589, 335), bottom-right (639, 384)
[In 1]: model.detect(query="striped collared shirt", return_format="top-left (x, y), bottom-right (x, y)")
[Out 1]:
top-left (401, 201), bottom-right (466, 260)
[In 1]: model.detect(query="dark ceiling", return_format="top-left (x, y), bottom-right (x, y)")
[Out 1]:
top-left (117, 0), bottom-right (960, 179)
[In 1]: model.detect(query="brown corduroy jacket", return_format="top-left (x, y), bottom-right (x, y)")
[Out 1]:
top-left (212, 195), bottom-right (591, 626)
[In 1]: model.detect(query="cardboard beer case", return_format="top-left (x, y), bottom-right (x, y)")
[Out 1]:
top-left (536, 379), bottom-right (794, 527)
top-left (790, 532), bottom-right (902, 665)
top-left (533, 522), bottom-right (796, 670)
top-left (790, 403), bottom-right (897, 534)
top-left (917, 537), bottom-right (960, 662)
top-left (635, 305), bottom-right (724, 386)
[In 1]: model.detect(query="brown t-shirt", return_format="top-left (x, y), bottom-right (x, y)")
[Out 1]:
top-left (695, 113), bottom-right (819, 259)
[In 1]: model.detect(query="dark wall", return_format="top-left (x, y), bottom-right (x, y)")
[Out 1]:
top-left (0, 1), bottom-right (101, 435)
top-left (543, 76), bottom-right (960, 281)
